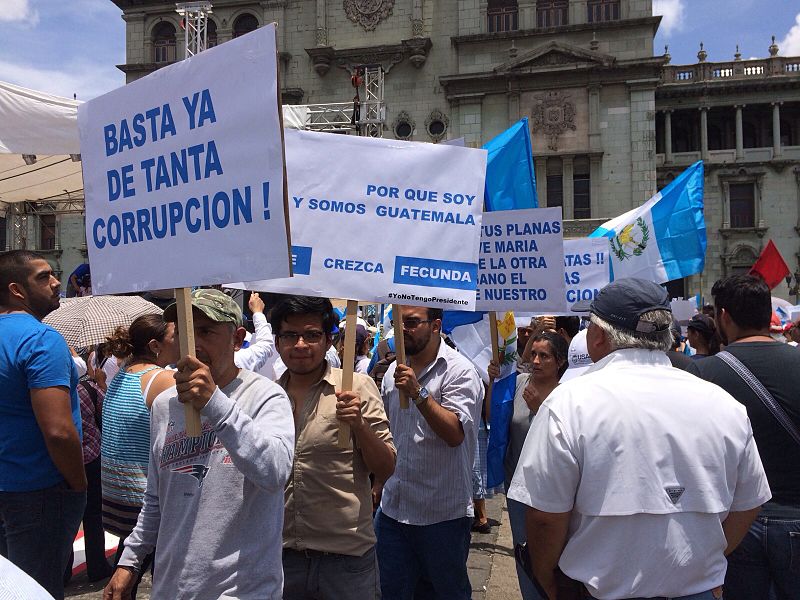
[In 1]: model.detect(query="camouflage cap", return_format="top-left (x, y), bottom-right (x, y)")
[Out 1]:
top-left (163, 288), bottom-right (243, 327)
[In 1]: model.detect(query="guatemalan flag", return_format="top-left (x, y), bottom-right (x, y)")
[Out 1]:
top-left (590, 161), bottom-right (706, 283)
top-left (443, 118), bottom-right (537, 489)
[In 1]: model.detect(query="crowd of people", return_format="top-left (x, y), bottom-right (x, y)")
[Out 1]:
top-left (1, 248), bottom-right (799, 600)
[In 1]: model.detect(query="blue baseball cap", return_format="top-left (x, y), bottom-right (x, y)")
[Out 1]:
top-left (572, 278), bottom-right (671, 334)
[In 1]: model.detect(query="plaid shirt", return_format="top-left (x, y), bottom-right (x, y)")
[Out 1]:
top-left (77, 380), bottom-right (103, 464)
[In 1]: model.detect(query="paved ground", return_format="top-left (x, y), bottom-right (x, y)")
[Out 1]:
top-left (66, 494), bottom-right (521, 599)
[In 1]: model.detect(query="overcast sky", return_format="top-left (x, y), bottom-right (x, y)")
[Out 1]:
top-left (1, 0), bottom-right (799, 100)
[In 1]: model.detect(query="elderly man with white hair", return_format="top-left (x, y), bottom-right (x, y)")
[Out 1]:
top-left (508, 278), bottom-right (772, 600)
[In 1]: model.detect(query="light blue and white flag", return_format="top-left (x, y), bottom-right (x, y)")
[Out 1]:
top-left (590, 161), bottom-right (706, 284)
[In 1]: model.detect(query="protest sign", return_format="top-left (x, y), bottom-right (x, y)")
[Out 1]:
top-left (78, 24), bottom-right (290, 295)
top-left (562, 237), bottom-right (610, 313)
top-left (475, 207), bottom-right (565, 312)
top-left (237, 129), bottom-right (487, 310)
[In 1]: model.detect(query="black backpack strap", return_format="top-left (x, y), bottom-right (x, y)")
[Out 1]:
top-left (717, 350), bottom-right (800, 446)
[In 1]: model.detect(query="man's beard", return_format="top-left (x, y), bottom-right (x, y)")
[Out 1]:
top-left (404, 330), bottom-right (431, 356)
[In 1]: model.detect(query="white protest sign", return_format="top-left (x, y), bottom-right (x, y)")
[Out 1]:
top-left (562, 238), bottom-right (610, 313)
top-left (237, 129), bottom-right (486, 310)
top-left (475, 208), bottom-right (565, 312)
top-left (670, 299), bottom-right (697, 323)
top-left (78, 25), bottom-right (290, 294)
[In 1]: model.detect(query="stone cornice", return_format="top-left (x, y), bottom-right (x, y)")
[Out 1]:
top-left (305, 38), bottom-right (433, 76)
top-left (450, 16), bottom-right (662, 47)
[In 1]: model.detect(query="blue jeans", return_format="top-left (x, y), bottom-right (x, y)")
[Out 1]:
top-left (282, 546), bottom-right (381, 600)
top-left (506, 497), bottom-right (545, 600)
top-left (374, 509), bottom-right (472, 600)
top-left (0, 481), bottom-right (86, 600)
top-left (725, 515), bottom-right (800, 600)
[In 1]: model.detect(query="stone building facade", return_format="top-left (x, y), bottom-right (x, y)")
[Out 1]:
top-left (16, 0), bottom-right (800, 301)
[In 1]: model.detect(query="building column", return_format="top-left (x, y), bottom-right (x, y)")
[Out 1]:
top-left (535, 158), bottom-right (547, 206)
top-left (411, 0), bottom-right (423, 37)
top-left (735, 105), bottom-right (745, 160)
top-left (700, 107), bottom-right (709, 161)
top-left (664, 110), bottom-right (673, 164)
top-left (563, 155), bottom-right (574, 220)
top-left (590, 155), bottom-right (602, 219)
top-left (315, 0), bottom-right (327, 46)
top-left (507, 90), bottom-right (520, 123)
top-left (773, 101), bottom-right (783, 158)
top-left (588, 85), bottom-right (601, 152)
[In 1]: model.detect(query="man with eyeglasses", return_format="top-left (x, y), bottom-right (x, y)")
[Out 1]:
top-left (271, 295), bottom-right (396, 600)
top-left (375, 305), bottom-right (484, 600)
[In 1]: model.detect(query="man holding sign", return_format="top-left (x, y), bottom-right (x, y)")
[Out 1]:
top-left (103, 290), bottom-right (294, 600)
top-left (272, 296), bottom-right (395, 600)
top-left (376, 305), bottom-right (484, 599)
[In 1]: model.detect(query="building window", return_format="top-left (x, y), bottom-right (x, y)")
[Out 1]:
top-left (573, 157), bottom-right (591, 219)
top-left (232, 13), bottom-right (259, 38)
top-left (587, 0), bottom-right (620, 23)
top-left (729, 183), bottom-right (755, 228)
top-left (40, 214), bottom-right (56, 250)
top-left (153, 22), bottom-right (177, 63)
top-left (0, 215), bottom-right (6, 251)
top-left (536, 0), bottom-right (568, 28)
top-left (546, 157), bottom-right (563, 208)
top-left (393, 111), bottom-right (415, 140)
top-left (207, 19), bottom-right (217, 48)
top-left (727, 245), bottom-right (758, 276)
top-left (487, 0), bottom-right (519, 33)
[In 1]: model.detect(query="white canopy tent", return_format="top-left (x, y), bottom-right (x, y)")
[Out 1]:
top-left (0, 81), bottom-right (83, 208)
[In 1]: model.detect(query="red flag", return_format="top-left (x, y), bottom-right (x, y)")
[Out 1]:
top-left (749, 240), bottom-right (790, 289)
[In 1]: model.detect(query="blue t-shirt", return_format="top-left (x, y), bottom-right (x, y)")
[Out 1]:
top-left (0, 313), bottom-right (82, 491)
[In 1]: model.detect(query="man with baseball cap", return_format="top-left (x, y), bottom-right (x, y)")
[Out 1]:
top-left (508, 278), bottom-right (771, 600)
top-left (103, 288), bottom-right (295, 600)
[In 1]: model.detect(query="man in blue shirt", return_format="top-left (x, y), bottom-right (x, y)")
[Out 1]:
top-left (0, 250), bottom-right (86, 599)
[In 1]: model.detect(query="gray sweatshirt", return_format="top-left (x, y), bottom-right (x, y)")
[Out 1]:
top-left (119, 369), bottom-right (295, 599)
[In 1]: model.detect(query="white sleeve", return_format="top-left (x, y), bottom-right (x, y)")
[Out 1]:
top-left (72, 355), bottom-right (87, 377)
top-left (507, 403), bottom-right (580, 513)
top-left (234, 312), bottom-right (276, 372)
top-left (729, 430), bottom-right (772, 511)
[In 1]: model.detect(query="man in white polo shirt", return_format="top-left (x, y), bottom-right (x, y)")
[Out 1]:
top-left (508, 278), bottom-right (771, 600)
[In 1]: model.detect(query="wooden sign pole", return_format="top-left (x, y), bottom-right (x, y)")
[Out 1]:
top-left (487, 311), bottom-right (500, 423)
top-left (338, 299), bottom-right (359, 448)
top-left (176, 287), bottom-right (202, 437)
top-left (392, 304), bottom-right (409, 409)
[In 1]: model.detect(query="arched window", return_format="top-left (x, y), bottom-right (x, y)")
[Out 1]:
top-left (536, 0), bottom-right (568, 28)
top-left (153, 22), bottom-right (176, 63)
top-left (487, 0), bottom-right (518, 33)
top-left (207, 19), bottom-right (217, 48)
top-left (233, 13), bottom-right (259, 38)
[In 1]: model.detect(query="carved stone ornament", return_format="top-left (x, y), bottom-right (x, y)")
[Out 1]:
top-left (531, 92), bottom-right (577, 151)
top-left (344, 0), bottom-right (395, 32)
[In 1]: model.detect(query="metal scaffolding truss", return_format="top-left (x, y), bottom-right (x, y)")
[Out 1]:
top-left (303, 102), bottom-right (356, 132)
top-left (176, 1), bottom-right (213, 58)
top-left (360, 66), bottom-right (385, 138)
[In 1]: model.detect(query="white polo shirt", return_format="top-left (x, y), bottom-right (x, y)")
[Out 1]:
top-left (509, 348), bottom-right (771, 600)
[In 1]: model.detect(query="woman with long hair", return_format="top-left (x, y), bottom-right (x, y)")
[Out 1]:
top-left (100, 314), bottom-right (178, 598)
top-left (520, 330), bottom-right (569, 413)
top-left (686, 313), bottom-right (721, 359)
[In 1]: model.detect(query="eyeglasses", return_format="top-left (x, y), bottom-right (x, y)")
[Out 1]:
top-left (276, 330), bottom-right (325, 345)
top-left (402, 318), bottom-right (432, 330)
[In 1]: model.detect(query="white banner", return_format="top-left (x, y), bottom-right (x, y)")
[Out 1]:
top-left (237, 129), bottom-right (487, 310)
top-left (562, 238), bottom-right (610, 313)
top-left (475, 208), bottom-right (565, 312)
top-left (78, 25), bottom-right (290, 294)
